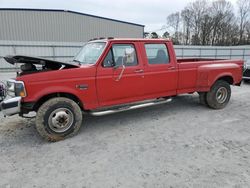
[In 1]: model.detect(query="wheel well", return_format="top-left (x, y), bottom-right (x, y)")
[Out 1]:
top-left (217, 76), bottom-right (234, 85)
top-left (34, 93), bottom-right (84, 111)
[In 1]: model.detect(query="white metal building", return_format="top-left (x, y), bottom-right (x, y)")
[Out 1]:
top-left (0, 8), bottom-right (144, 42)
top-left (0, 8), bottom-right (144, 70)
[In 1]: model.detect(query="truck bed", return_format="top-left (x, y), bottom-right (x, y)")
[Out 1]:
top-left (176, 58), bottom-right (243, 94)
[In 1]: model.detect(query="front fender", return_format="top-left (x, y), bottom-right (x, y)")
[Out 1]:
top-left (22, 80), bottom-right (98, 110)
top-left (28, 86), bottom-right (82, 102)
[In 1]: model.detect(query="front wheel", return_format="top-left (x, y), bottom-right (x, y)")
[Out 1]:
top-left (206, 80), bottom-right (231, 109)
top-left (36, 97), bottom-right (83, 142)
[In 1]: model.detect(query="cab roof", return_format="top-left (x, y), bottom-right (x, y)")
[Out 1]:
top-left (88, 37), bottom-right (171, 43)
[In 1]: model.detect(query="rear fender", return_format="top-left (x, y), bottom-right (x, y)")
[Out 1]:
top-left (197, 63), bottom-right (239, 91)
top-left (211, 73), bottom-right (234, 86)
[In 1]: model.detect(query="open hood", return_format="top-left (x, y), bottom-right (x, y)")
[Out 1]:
top-left (4, 55), bottom-right (79, 75)
top-left (4, 55), bottom-right (79, 68)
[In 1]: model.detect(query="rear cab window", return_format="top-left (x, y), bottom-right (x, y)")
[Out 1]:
top-left (144, 44), bottom-right (170, 65)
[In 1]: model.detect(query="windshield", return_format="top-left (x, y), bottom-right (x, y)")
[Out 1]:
top-left (73, 42), bottom-right (106, 65)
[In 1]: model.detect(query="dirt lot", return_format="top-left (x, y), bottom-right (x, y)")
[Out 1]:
top-left (0, 72), bottom-right (250, 188)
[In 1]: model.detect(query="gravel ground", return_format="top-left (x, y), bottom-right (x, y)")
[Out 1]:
top-left (0, 72), bottom-right (250, 188)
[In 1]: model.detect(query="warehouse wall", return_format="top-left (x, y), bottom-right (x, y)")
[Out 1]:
top-left (0, 9), bottom-right (144, 42)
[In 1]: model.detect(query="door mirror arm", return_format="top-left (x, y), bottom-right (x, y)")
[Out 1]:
top-left (115, 64), bottom-right (126, 81)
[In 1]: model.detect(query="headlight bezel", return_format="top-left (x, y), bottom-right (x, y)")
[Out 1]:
top-left (6, 79), bottom-right (26, 97)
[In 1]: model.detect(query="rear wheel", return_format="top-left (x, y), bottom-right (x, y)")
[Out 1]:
top-left (36, 97), bottom-right (83, 142)
top-left (206, 80), bottom-right (231, 109)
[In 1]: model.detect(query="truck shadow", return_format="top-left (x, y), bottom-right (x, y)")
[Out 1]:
top-left (81, 94), bottom-right (206, 134)
top-left (0, 94), bottom-right (208, 145)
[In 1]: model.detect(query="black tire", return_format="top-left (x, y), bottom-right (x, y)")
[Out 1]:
top-left (36, 97), bottom-right (83, 142)
top-left (198, 92), bottom-right (208, 106)
top-left (206, 80), bottom-right (231, 109)
top-left (244, 79), bottom-right (250, 83)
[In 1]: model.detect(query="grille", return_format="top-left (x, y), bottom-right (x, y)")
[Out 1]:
top-left (0, 82), bottom-right (6, 101)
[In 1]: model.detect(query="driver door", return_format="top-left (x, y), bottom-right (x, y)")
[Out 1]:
top-left (96, 43), bottom-right (145, 107)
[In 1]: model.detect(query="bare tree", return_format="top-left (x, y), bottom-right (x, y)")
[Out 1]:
top-left (144, 32), bottom-right (150, 38)
top-left (181, 0), bottom-right (214, 45)
top-left (161, 0), bottom-right (250, 46)
top-left (188, 0), bottom-right (210, 45)
top-left (150, 32), bottom-right (159, 38)
top-left (162, 31), bottom-right (170, 38)
top-left (210, 0), bottom-right (235, 45)
top-left (246, 21), bottom-right (250, 43)
top-left (181, 8), bottom-right (193, 45)
top-left (200, 14), bottom-right (214, 45)
top-left (167, 12), bottom-right (180, 42)
top-left (237, 0), bottom-right (250, 44)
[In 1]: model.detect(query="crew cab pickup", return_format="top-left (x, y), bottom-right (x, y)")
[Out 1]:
top-left (0, 38), bottom-right (243, 141)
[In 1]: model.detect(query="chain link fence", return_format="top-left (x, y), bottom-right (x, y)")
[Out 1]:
top-left (1, 41), bottom-right (250, 71)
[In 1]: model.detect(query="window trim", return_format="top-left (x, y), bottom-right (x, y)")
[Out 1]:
top-left (102, 47), bottom-right (115, 68)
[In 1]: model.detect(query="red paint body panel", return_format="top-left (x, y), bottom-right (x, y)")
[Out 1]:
top-left (16, 38), bottom-right (243, 110)
top-left (18, 66), bottom-right (99, 109)
top-left (96, 42), bottom-right (145, 107)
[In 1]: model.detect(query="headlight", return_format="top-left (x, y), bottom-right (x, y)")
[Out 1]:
top-left (7, 81), bottom-right (15, 92)
top-left (7, 80), bottom-right (26, 97)
top-left (7, 81), bottom-right (15, 97)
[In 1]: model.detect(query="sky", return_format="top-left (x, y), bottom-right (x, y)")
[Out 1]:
top-left (0, 0), bottom-right (239, 34)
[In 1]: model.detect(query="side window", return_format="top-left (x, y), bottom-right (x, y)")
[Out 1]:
top-left (145, 44), bottom-right (170, 64)
top-left (112, 44), bottom-right (138, 67)
top-left (102, 44), bottom-right (138, 68)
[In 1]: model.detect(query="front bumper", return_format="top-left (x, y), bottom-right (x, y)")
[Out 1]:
top-left (243, 76), bottom-right (250, 80)
top-left (0, 97), bottom-right (21, 116)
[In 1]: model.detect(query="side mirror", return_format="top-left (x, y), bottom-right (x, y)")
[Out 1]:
top-left (110, 60), bottom-right (116, 67)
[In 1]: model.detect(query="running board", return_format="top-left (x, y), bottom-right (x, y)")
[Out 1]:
top-left (89, 98), bottom-right (172, 116)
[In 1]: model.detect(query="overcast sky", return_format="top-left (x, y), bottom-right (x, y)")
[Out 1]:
top-left (0, 0), bottom-right (239, 33)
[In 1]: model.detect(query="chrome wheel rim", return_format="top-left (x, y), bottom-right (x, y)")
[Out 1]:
top-left (48, 108), bottom-right (74, 133)
top-left (216, 87), bottom-right (228, 104)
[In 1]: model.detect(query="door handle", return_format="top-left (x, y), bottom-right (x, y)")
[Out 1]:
top-left (168, 66), bottom-right (175, 70)
top-left (134, 69), bottom-right (144, 73)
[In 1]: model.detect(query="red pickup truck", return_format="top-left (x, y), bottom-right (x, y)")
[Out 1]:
top-left (0, 38), bottom-right (243, 141)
